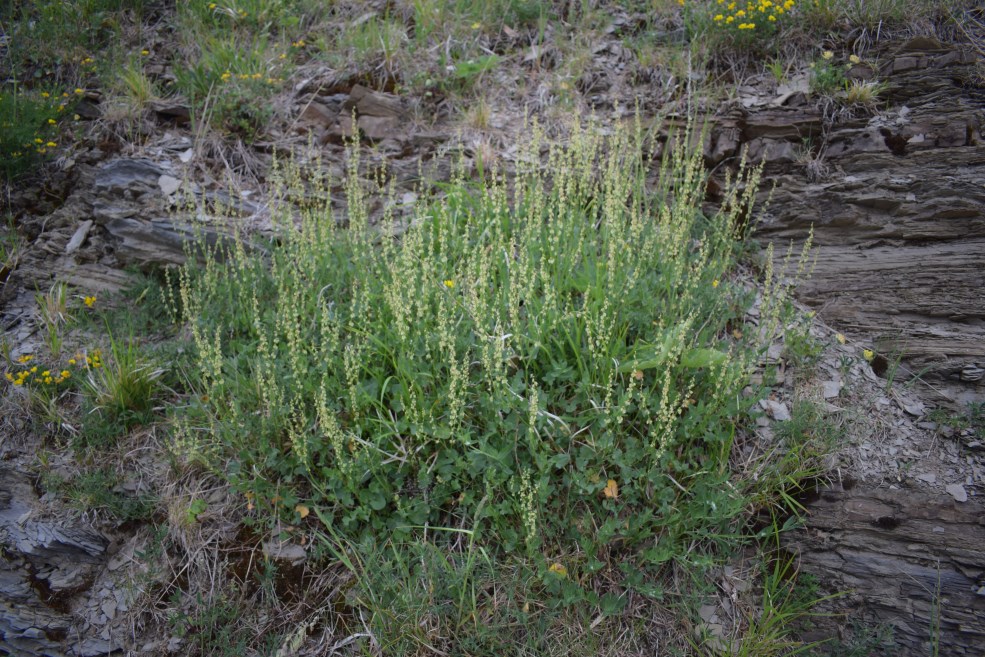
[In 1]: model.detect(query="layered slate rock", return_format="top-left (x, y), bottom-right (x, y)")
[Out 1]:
top-left (718, 39), bottom-right (985, 657)
top-left (784, 485), bottom-right (985, 656)
top-left (0, 467), bottom-right (112, 656)
top-left (735, 40), bottom-right (984, 404)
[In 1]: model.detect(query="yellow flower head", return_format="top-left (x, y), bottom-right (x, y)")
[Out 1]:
top-left (836, 333), bottom-right (846, 345)
top-left (548, 562), bottom-right (568, 577)
top-left (443, 279), bottom-right (455, 289)
top-left (863, 349), bottom-right (874, 362)
top-left (84, 295), bottom-right (97, 308)
top-left (822, 51), bottom-right (834, 60)
top-left (849, 54), bottom-right (861, 64)
top-left (712, 279), bottom-right (720, 288)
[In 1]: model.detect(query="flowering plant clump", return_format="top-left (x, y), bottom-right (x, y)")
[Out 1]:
top-left (683, 0), bottom-right (797, 50)
top-left (809, 50), bottom-right (851, 95)
top-left (3, 349), bottom-right (101, 388)
top-left (0, 89), bottom-right (64, 177)
top-left (710, 0), bottom-right (796, 30)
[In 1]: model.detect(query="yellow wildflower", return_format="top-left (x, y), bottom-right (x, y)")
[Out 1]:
top-left (84, 295), bottom-right (96, 308)
top-left (836, 333), bottom-right (846, 344)
top-left (822, 51), bottom-right (834, 60)
top-left (849, 54), bottom-right (861, 64)
top-left (548, 563), bottom-right (567, 577)
top-left (712, 279), bottom-right (720, 288)
top-left (863, 349), bottom-right (874, 362)
top-left (443, 279), bottom-right (455, 289)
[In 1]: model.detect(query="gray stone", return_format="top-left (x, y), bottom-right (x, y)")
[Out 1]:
top-left (65, 220), bottom-right (94, 254)
top-left (945, 483), bottom-right (968, 503)
top-left (761, 399), bottom-right (791, 421)
top-left (158, 174), bottom-right (181, 196)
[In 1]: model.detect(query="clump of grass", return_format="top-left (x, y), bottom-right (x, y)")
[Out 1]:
top-left (83, 333), bottom-right (163, 432)
top-left (843, 79), bottom-right (885, 107)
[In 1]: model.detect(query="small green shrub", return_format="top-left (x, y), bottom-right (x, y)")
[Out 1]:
top-left (0, 88), bottom-right (63, 179)
top-left (1, 0), bottom-right (146, 78)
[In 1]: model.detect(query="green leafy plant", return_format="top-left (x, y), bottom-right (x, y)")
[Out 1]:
top-left (809, 53), bottom-right (847, 96)
top-left (172, 119), bottom-right (811, 623)
top-left (447, 54), bottom-right (501, 93)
